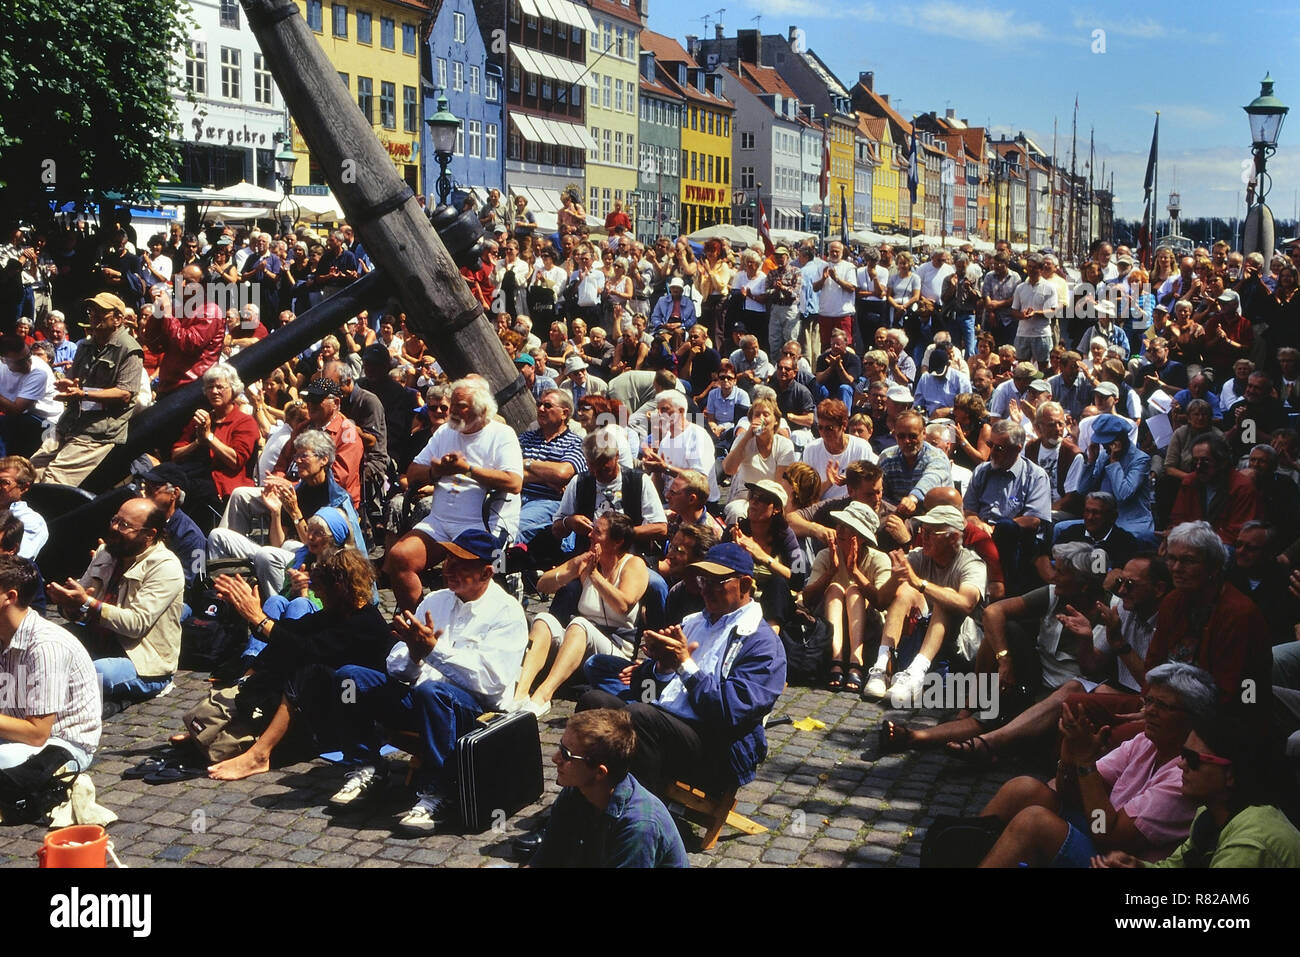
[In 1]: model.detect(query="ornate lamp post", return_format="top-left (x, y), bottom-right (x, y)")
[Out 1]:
top-left (274, 141), bottom-right (300, 233)
top-left (425, 93), bottom-right (461, 208)
top-left (1243, 74), bottom-right (1288, 257)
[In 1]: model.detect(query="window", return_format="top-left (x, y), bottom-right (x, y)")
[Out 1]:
top-left (525, 139), bottom-right (537, 162)
top-left (508, 130), bottom-right (520, 159)
top-left (438, 58), bottom-right (447, 90)
top-left (740, 166), bottom-right (754, 188)
top-left (640, 98), bottom-right (647, 123)
top-left (590, 23), bottom-right (599, 49)
top-left (510, 0), bottom-right (520, 23)
top-left (707, 112), bottom-right (714, 136)
top-left (626, 133), bottom-right (633, 164)
top-left (220, 46), bottom-right (241, 100)
top-left (403, 23), bottom-right (416, 54)
top-left (602, 76), bottom-right (611, 109)
top-left (486, 74), bottom-right (500, 101)
top-left (602, 129), bottom-right (611, 162)
top-left (356, 9), bottom-right (371, 42)
top-left (526, 72), bottom-right (536, 97)
top-left (338, 71), bottom-right (349, 89)
top-left (542, 14), bottom-right (552, 35)
top-left (589, 127), bottom-right (599, 162)
top-left (456, 125), bottom-right (464, 156)
top-left (690, 152), bottom-right (697, 180)
top-left (590, 187), bottom-right (599, 214)
top-left (626, 89), bottom-right (634, 115)
top-left (380, 16), bottom-right (394, 49)
top-left (470, 65), bottom-right (479, 95)
top-left (602, 188), bottom-right (611, 217)
top-left (468, 120), bottom-right (481, 158)
top-left (741, 131), bottom-right (754, 150)
top-left (616, 26), bottom-right (625, 58)
top-left (380, 81), bottom-right (396, 128)
top-left (591, 72), bottom-right (599, 101)
top-left (614, 131), bottom-right (622, 165)
top-left (557, 22), bottom-right (566, 41)
top-left (357, 76), bottom-right (373, 122)
top-left (486, 123), bottom-right (498, 160)
top-left (453, 61), bottom-right (464, 91)
top-left (253, 53), bottom-right (273, 105)
top-left (403, 85), bottom-right (417, 132)
top-left (220, 0), bottom-right (239, 28)
top-left (690, 108), bottom-right (697, 131)
top-left (453, 12), bottom-right (466, 42)
top-left (307, 0), bottom-right (323, 30)
top-left (707, 155), bottom-right (714, 183)
top-left (541, 78), bottom-right (552, 101)
top-left (601, 22), bottom-right (610, 52)
top-left (614, 79), bottom-right (623, 113)
top-left (332, 3), bottom-right (347, 37)
top-left (723, 115), bottom-right (729, 137)
top-left (722, 157), bottom-right (729, 183)
top-left (185, 42), bottom-right (206, 94)
top-left (509, 64), bottom-right (520, 93)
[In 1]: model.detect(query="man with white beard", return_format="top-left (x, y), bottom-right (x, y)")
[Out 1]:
top-left (382, 377), bottom-right (523, 612)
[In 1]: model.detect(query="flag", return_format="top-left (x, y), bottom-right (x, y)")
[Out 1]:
top-left (819, 122), bottom-right (831, 203)
top-left (1137, 202), bottom-right (1151, 268)
top-left (840, 186), bottom-right (849, 245)
top-left (907, 127), bottom-right (919, 206)
top-left (1142, 114), bottom-right (1159, 203)
top-left (757, 197), bottom-right (776, 258)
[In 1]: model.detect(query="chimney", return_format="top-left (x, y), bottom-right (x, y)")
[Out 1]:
top-left (788, 24), bottom-right (798, 43)
top-left (685, 33), bottom-right (698, 57)
top-left (945, 108), bottom-right (955, 120)
top-left (881, 94), bottom-right (889, 105)
top-left (715, 23), bottom-right (724, 41)
top-left (738, 28), bottom-right (760, 66)
top-left (860, 71), bottom-right (873, 91)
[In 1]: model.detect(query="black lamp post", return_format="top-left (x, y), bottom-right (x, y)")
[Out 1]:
top-left (1243, 74), bottom-right (1289, 256)
top-left (425, 93), bottom-right (461, 208)
top-left (274, 141), bottom-right (299, 234)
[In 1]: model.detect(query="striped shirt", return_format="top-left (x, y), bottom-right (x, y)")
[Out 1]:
top-left (0, 610), bottom-right (101, 758)
top-left (878, 442), bottom-right (952, 505)
top-left (520, 427), bottom-right (587, 502)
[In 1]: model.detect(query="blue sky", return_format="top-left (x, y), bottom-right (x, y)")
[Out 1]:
top-left (643, 0), bottom-right (1300, 226)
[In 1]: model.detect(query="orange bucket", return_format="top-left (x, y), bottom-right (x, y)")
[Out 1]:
top-left (38, 825), bottom-right (109, 868)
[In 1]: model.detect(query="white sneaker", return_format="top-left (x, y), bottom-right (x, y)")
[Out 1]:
top-left (888, 669), bottom-right (926, 709)
top-left (329, 765), bottom-right (383, 807)
top-left (155, 680), bottom-right (176, 699)
top-left (863, 668), bottom-right (889, 700)
top-left (518, 698), bottom-right (551, 718)
top-left (397, 791), bottom-right (458, 833)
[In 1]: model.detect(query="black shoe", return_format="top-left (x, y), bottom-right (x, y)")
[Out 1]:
top-left (511, 830), bottom-right (545, 860)
top-left (101, 699), bottom-right (125, 720)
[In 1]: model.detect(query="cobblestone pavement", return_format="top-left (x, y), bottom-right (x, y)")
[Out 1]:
top-left (2, 594), bottom-right (1029, 868)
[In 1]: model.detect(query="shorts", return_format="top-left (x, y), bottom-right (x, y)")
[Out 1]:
top-left (1051, 808), bottom-right (1098, 868)
top-left (1014, 335), bottom-right (1053, 365)
top-left (532, 612), bottom-right (636, 658)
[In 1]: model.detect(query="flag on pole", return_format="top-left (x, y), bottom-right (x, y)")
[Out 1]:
top-left (757, 197), bottom-right (776, 258)
top-left (907, 128), bottom-right (920, 206)
top-left (819, 123), bottom-right (831, 203)
top-left (840, 185), bottom-right (849, 246)
top-left (1142, 113), bottom-right (1159, 203)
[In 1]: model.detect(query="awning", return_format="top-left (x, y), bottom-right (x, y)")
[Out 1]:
top-left (552, 0), bottom-right (597, 35)
top-left (512, 46), bottom-right (595, 90)
top-left (511, 185), bottom-right (560, 214)
top-left (517, 0), bottom-right (539, 15)
top-left (512, 114), bottom-right (596, 152)
top-left (777, 208), bottom-right (801, 222)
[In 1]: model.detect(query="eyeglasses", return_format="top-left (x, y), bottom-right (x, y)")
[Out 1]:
top-left (695, 573), bottom-right (740, 588)
top-left (719, 375), bottom-right (736, 381)
top-left (1140, 694), bottom-right (1184, 714)
top-left (537, 402), bottom-right (558, 410)
top-left (557, 742), bottom-right (593, 764)
top-left (1180, 747), bottom-right (1232, 771)
top-left (429, 403), bottom-right (450, 412)
top-left (1114, 576), bottom-right (1146, 591)
top-left (108, 516), bottom-right (144, 532)
top-left (1165, 552), bottom-right (1205, 567)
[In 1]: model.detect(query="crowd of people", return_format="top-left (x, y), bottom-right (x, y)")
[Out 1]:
top-left (2, 201), bottom-right (1300, 868)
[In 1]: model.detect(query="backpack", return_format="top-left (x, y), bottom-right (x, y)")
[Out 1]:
top-left (780, 608), bottom-right (833, 685)
top-left (179, 558), bottom-right (256, 680)
top-left (182, 685), bottom-right (262, 764)
top-left (0, 766), bottom-right (78, 826)
top-left (919, 815), bottom-right (1006, 867)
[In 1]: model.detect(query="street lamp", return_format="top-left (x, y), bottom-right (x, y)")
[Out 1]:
top-left (1242, 74), bottom-right (1289, 257)
top-left (273, 140), bottom-right (300, 233)
top-left (425, 93), bottom-right (461, 208)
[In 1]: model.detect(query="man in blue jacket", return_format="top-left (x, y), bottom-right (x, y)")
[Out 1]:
top-left (1075, 413), bottom-right (1154, 542)
top-left (649, 278), bottom-right (698, 339)
top-left (577, 542), bottom-right (786, 794)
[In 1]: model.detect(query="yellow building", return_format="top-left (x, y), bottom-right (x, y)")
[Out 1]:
top-left (583, 0), bottom-right (644, 226)
top-left (860, 116), bottom-right (896, 229)
top-left (641, 31), bottom-right (733, 233)
top-left (291, 0), bottom-right (425, 195)
top-left (827, 114), bottom-right (854, 235)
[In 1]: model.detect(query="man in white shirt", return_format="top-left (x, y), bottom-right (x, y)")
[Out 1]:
top-left (917, 248), bottom-right (955, 313)
top-left (813, 241), bottom-right (858, 353)
top-left (568, 244), bottom-right (606, 327)
top-left (856, 246), bottom-right (890, 349)
top-left (641, 389), bottom-right (718, 501)
top-left (329, 529), bottom-right (528, 833)
top-left (383, 377), bottom-right (523, 612)
top-left (1011, 254), bottom-right (1059, 370)
top-left (0, 335), bottom-right (60, 458)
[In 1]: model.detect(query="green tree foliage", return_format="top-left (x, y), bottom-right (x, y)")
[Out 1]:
top-left (0, 0), bottom-right (193, 217)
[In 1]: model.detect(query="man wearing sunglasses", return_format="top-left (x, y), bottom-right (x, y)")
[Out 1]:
top-left (529, 709), bottom-right (687, 868)
top-left (576, 542), bottom-right (786, 797)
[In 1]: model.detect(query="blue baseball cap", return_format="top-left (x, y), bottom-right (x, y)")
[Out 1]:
top-left (690, 542), bottom-right (755, 578)
top-left (514, 353), bottom-right (535, 367)
top-left (437, 528), bottom-right (498, 563)
top-left (1090, 413), bottom-right (1130, 444)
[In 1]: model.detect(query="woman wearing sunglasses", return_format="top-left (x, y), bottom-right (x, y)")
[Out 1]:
top-left (1094, 711), bottom-right (1300, 868)
top-left (974, 663), bottom-right (1215, 867)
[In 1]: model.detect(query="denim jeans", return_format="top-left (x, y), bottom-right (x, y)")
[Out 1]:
top-left (517, 496), bottom-right (561, 545)
top-left (334, 665), bottom-right (484, 791)
top-left (92, 654), bottom-right (171, 702)
top-left (582, 653), bottom-right (640, 699)
top-left (947, 313), bottom-right (977, 358)
top-left (643, 565), bottom-right (668, 630)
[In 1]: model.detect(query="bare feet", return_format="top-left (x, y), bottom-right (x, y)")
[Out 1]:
top-left (208, 749), bottom-right (271, 781)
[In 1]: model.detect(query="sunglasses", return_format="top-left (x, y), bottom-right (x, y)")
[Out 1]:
top-left (1180, 747), bottom-right (1232, 771)
top-left (1140, 695), bottom-right (1184, 714)
top-left (558, 742), bottom-right (593, 764)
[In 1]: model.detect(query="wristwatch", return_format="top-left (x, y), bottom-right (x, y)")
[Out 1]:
top-left (994, 648), bottom-right (1010, 660)
top-left (78, 599), bottom-right (94, 620)
top-left (917, 579), bottom-right (928, 595)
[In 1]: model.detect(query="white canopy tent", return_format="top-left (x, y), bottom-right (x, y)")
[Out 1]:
top-left (688, 223), bottom-right (759, 246)
top-left (770, 228), bottom-right (815, 246)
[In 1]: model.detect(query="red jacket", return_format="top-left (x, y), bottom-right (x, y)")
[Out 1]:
top-left (172, 408), bottom-right (260, 498)
top-left (1169, 469), bottom-right (1258, 545)
top-left (145, 304), bottom-right (225, 393)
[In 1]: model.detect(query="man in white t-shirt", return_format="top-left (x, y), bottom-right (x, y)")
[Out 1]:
top-left (1011, 254), bottom-right (1059, 369)
top-left (640, 389), bottom-right (718, 502)
top-left (917, 249), bottom-right (954, 313)
top-left (383, 377), bottom-right (523, 612)
top-left (813, 241), bottom-right (858, 352)
top-left (0, 336), bottom-right (60, 458)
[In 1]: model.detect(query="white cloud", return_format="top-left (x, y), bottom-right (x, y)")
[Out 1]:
top-left (1131, 104), bottom-right (1223, 128)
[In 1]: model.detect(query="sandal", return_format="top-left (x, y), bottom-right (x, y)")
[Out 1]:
top-left (843, 667), bottom-right (864, 695)
top-left (946, 736), bottom-right (999, 767)
top-left (827, 667), bottom-right (845, 691)
top-left (123, 757), bottom-right (171, 780)
top-left (878, 719), bottom-right (915, 755)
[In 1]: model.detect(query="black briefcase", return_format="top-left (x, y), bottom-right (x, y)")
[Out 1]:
top-left (455, 710), bottom-right (544, 833)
